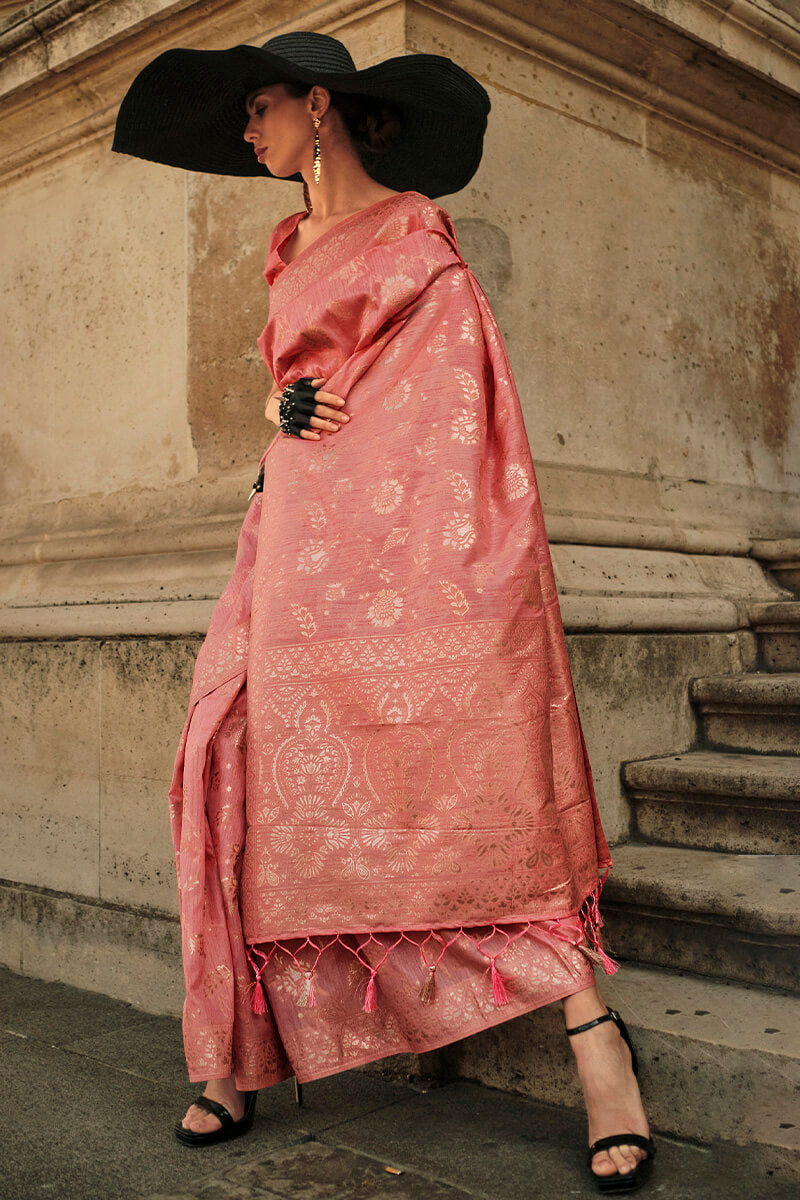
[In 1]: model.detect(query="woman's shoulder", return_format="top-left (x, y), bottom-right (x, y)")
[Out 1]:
top-left (370, 190), bottom-right (455, 244)
top-left (381, 189), bottom-right (452, 224)
top-left (267, 207), bottom-right (303, 247)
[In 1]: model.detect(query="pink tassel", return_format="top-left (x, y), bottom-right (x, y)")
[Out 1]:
top-left (418, 968), bottom-right (436, 1005)
top-left (363, 971), bottom-right (377, 1013)
top-left (251, 980), bottom-right (266, 1015)
top-left (490, 958), bottom-right (510, 1006)
top-left (592, 943), bottom-right (619, 974)
top-left (299, 972), bottom-right (317, 1008)
top-left (578, 875), bottom-right (620, 976)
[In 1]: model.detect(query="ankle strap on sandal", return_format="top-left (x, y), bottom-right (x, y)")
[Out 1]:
top-left (565, 1007), bottom-right (616, 1037)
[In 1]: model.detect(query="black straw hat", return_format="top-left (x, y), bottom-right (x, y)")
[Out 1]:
top-left (112, 30), bottom-right (491, 198)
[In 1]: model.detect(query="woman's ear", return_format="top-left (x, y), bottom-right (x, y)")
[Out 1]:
top-left (308, 84), bottom-right (331, 121)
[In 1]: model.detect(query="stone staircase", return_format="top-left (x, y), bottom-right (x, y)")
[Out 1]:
top-left (437, 605), bottom-right (800, 1177)
top-left (599, 600), bottom-right (800, 1166)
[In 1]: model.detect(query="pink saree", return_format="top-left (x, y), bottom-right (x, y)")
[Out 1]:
top-left (168, 191), bottom-right (617, 1090)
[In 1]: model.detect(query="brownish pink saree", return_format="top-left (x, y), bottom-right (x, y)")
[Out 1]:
top-left (168, 191), bottom-right (617, 1090)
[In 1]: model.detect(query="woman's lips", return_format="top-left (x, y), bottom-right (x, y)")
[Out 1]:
top-left (255, 147), bottom-right (268, 162)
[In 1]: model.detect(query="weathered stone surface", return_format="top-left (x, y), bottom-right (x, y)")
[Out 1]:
top-left (624, 749), bottom-right (800, 852)
top-left (100, 638), bottom-right (197, 911)
top-left (691, 671), bottom-right (800, 754)
top-left (147, 1140), bottom-right (476, 1200)
top-left (1, 144), bottom-right (193, 508)
top-left (186, 172), bottom-right (286, 475)
top-left (751, 601), bottom-right (800, 670)
top-left (601, 844), bottom-right (800, 992)
top-left (753, 537), bottom-right (800, 595)
top-left (567, 632), bottom-right (749, 838)
top-left (0, 636), bottom-right (198, 911)
top-left (0, 640), bottom-right (101, 895)
top-left (0, 883), bottom-right (184, 1015)
top-left (0, 884), bottom-right (22, 971)
top-left (0, 600), bottom-right (218, 639)
top-left (440, 961), bottom-right (800, 1158)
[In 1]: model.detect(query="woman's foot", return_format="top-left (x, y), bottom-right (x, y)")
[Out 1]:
top-left (181, 1075), bottom-right (245, 1133)
top-left (564, 988), bottom-right (651, 1182)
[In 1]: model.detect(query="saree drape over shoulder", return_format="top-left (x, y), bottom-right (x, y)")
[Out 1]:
top-left (169, 190), bottom-right (617, 1090)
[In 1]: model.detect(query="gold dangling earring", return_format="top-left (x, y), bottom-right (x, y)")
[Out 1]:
top-left (312, 116), bottom-right (322, 186)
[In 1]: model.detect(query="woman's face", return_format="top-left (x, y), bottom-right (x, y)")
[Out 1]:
top-left (243, 84), bottom-right (321, 177)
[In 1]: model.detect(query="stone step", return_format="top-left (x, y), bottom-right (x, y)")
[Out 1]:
top-left (753, 538), bottom-right (800, 596)
top-left (441, 961), bottom-right (800, 1164)
top-left (690, 673), bottom-right (800, 755)
top-left (623, 750), bottom-right (800, 853)
top-left (750, 601), bottom-right (800, 671)
top-left (599, 843), bottom-right (800, 993)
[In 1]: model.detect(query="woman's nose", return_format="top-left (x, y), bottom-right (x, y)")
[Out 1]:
top-left (243, 116), bottom-right (257, 143)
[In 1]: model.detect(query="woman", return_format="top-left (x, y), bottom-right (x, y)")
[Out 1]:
top-left (113, 30), bottom-right (655, 1192)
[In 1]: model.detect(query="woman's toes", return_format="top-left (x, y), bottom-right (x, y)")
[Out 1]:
top-left (591, 1143), bottom-right (644, 1177)
top-left (616, 1144), bottom-right (645, 1172)
top-left (610, 1145), bottom-right (635, 1174)
top-left (181, 1104), bottom-right (221, 1133)
top-left (591, 1150), bottom-right (614, 1176)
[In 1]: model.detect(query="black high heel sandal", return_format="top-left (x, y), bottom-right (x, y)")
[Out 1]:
top-left (174, 1089), bottom-right (258, 1147)
top-left (565, 1007), bottom-right (656, 1193)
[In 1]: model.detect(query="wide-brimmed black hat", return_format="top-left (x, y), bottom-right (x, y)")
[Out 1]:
top-left (112, 30), bottom-right (490, 198)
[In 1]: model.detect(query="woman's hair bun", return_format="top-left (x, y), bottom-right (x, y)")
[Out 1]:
top-left (357, 103), bottom-right (403, 154)
top-left (280, 80), bottom-right (403, 167)
top-left (329, 92), bottom-right (403, 165)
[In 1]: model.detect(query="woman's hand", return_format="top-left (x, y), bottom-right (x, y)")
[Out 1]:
top-left (265, 377), bottom-right (350, 439)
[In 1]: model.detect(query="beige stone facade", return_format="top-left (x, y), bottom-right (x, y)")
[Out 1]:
top-left (1, 0), bottom-right (798, 1017)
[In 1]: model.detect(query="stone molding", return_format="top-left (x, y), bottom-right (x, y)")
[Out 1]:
top-left (0, 543), bottom-right (788, 637)
top-left (3, 456), bottom-right (799, 567)
top-left (0, 458), bottom-right (793, 636)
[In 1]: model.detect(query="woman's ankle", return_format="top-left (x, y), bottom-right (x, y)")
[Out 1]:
top-left (562, 983), bottom-right (608, 1031)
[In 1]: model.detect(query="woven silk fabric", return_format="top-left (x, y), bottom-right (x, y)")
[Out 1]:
top-left (174, 680), bottom-right (600, 1088)
top-left (168, 191), bottom-right (616, 1085)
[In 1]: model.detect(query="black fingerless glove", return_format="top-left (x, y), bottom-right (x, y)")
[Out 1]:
top-left (279, 377), bottom-right (320, 437)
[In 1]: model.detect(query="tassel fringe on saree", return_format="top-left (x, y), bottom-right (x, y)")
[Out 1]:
top-left (168, 191), bottom-right (618, 1090)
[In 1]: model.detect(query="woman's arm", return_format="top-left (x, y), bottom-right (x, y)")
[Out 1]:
top-left (264, 381), bottom-right (283, 426)
top-left (265, 377), bottom-right (350, 439)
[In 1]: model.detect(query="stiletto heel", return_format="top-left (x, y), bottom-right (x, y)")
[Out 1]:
top-left (174, 1088), bottom-right (258, 1147)
top-left (565, 1007), bottom-right (656, 1193)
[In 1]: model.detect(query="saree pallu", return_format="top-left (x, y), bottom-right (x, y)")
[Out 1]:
top-left (168, 191), bottom-right (618, 1089)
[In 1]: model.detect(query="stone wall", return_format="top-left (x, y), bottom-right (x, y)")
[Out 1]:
top-left (1, 0), bottom-right (798, 1010)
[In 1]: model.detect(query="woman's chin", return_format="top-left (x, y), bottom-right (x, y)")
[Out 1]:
top-left (269, 164), bottom-right (297, 180)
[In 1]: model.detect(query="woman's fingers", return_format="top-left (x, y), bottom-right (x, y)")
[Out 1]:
top-left (309, 378), bottom-right (349, 431)
top-left (290, 378), bottom-right (349, 437)
top-left (316, 404), bottom-right (350, 424)
top-left (316, 396), bottom-right (347, 411)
